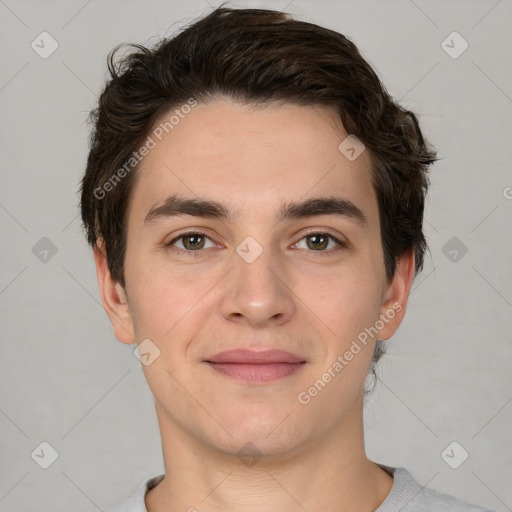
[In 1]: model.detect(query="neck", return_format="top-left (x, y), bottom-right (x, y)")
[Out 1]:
top-left (146, 396), bottom-right (393, 512)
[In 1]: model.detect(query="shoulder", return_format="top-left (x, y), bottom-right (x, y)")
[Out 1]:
top-left (376, 465), bottom-right (495, 512)
top-left (103, 474), bottom-right (165, 512)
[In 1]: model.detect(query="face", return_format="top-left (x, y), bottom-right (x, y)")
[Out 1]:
top-left (95, 98), bottom-right (413, 458)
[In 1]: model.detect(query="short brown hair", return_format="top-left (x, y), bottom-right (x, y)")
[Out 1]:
top-left (79, 6), bottom-right (437, 375)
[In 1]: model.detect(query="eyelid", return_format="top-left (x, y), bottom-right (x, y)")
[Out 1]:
top-left (165, 229), bottom-right (217, 248)
top-left (165, 228), bottom-right (349, 254)
top-left (298, 227), bottom-right (348, 244)
top-left (292, 228), bottom-right (349, 252)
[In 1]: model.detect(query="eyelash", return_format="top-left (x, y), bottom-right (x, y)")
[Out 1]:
top-left (165, 230), bottom-right (348, 256)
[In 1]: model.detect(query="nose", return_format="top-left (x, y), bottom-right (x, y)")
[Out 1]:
top-left (219, 242), bottom-right (296, 328)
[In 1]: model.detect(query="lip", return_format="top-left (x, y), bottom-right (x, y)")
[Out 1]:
top-left (206, 349), bottom-right (305, 364)
top-left (205, 349), bottom-right (306, 383)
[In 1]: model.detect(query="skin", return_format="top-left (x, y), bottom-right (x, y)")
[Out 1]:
top-left (94, 98), bottom-right (415, 512)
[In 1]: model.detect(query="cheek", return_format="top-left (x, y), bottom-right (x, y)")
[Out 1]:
top-left (300, 274), bottom-right (382, 401)
top-left (126, 260), bottom-right (199, 339)
top-left (312, 265), bottom-right (384, 333)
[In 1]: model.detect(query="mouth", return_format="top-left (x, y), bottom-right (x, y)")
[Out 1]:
top-left (204, 349), bottom-right (307, 383)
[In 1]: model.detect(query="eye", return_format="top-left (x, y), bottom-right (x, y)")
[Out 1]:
top-left (294, 232), bottom-right (347, 253)
top-left (165, 230), bottom-right (347, 255)
top-left (166, 231), bottom-right (216, 251)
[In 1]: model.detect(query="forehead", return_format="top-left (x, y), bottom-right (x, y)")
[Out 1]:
top-left (128, 99), bottom-right (377, 225)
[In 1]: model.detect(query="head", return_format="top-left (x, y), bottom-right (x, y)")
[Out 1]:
top-left (79, 7), bottom-right (437, 456)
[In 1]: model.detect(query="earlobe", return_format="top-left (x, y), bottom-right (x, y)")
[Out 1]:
top-left (377, 250), bottom-right (416, 341)
top-left (93, 241), bottom-right (136, 345)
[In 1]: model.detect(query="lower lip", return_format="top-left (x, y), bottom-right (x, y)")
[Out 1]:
top-left (206, 362), bottom-right (306, 382)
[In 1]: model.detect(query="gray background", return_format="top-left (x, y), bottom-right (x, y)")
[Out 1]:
top-left (0, 0), bottom-right (511, 510)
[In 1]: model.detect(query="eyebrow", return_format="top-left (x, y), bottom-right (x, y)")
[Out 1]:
top-left (144, 194), bottom-right (368, 227)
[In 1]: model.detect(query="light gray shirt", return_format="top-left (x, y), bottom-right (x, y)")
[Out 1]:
top-left (103, 464), bottom-right (494, 511)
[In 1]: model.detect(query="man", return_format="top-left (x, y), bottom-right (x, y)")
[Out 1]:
top-left (79, 6), bottom-right (493, 512)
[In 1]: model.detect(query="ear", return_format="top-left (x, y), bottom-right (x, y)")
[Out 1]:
top-left (377, 249), bottom-right (416, 341)
top-left (93, 240), bottom-right (136, 345)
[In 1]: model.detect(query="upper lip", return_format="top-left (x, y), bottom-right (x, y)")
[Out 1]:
top-left (205, 349), bottom-right (306, 364)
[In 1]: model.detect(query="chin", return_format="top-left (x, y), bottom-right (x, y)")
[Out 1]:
top-left (207, 408), bottom-right (309, 460)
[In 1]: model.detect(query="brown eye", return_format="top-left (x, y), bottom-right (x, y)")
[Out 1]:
top-left (294, 232), bottom-right (347, 254)
top-left (181, 234), bottom-right (205, 250)
top-left (167, 231), bottom-right (215, 252)
top-left (305, 234), bottom-right (330, 250)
